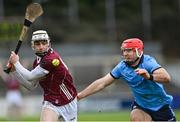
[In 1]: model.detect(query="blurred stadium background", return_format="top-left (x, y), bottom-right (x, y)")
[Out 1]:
top-left (0, 0), bottom-right (180, 121)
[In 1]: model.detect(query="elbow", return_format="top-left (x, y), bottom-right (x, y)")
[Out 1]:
top-left (22, 82), bottom-right (38, 91)
top-left (26, 87), bottom-right (33, 91)
top-left (23, 85), bottom-right (36, 91)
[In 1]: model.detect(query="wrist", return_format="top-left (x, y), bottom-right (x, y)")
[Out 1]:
top-left (148, 74), bottom-right (154, 81)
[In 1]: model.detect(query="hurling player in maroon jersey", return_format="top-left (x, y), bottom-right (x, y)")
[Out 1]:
top-left (8, 30), bottom-right (78, 122)
top-left (0, 64), bottom-right (23, 120)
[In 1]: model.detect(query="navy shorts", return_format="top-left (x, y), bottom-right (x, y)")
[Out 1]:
top-left (131, 101), bottom-right (176, 121)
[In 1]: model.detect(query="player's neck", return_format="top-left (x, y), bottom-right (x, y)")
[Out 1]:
top-left (130, 56), bottom-right (142, 68)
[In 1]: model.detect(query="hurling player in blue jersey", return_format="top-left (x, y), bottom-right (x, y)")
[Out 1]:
top-left (78, 38), bottom-right (176, 121)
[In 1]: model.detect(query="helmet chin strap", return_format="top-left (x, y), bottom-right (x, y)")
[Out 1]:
top-left (125, 57), bottom-right (139, 65)
top-left (33, 43), bottom-right (51, 57)
top-left (135, 48), bottom-right (143, 58)
top-left (35, 47), bottom-right (50, 57)
top-left (125, 48), bottom-right (143, 66)
top-left (35, 51), bottom-right (48, 57)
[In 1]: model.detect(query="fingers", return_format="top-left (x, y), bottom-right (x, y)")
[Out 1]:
top-left (135, 68), bottom-right (150, 79)
top-left (135, 68), bottom-right (147, 74)
top-left (6, 62), bottom-right (12, 68)
top-left (6, 63), bottom-right (15, 72)
top-left (10, 51), bottom-right (16, 57)
top-left (135, 68), bottom-right (142, 75)
top-left (8, 51), bottom-right (19, 64)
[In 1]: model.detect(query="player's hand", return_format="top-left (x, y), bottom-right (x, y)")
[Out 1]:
top-left (9, 51), bottom-right (19, 64)
top-left (135, 68), bottom-right (150, 80)
top-left (77, 93), bottom-right (82, 101)
top-left (6, 62), bottom-right (15, 72)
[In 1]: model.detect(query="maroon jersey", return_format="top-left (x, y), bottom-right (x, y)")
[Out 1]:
top-left (6, 77), bottom-right (20, 90)
top-left (33, 49), bottom-right (77, 106)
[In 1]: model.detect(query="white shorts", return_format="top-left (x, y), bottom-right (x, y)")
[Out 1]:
top-left (42, 98), bottom-right (77, 122)
top-left (6, 90), bottom-right (22, 107)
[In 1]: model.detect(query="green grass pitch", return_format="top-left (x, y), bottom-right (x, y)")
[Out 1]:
top-left (78, 110), bottom-right (180, 121)
top-left (0, 110), bottom-right (179, 121)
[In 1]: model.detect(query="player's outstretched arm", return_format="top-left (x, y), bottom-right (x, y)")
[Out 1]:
top-left (77, 73), bottom-right (115, 100)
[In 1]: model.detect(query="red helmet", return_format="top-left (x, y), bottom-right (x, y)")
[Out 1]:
top-left (121, 38), bottom-right (144, 52)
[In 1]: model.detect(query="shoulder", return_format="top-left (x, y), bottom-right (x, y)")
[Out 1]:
top-left (112, 60), bottom-right (127, 72)
top-left (141, 54), bottom-right (161, 71)
top-left (116, 60), bottom-right (126, 68)
top-left (44, 49), bottom-right (60, 59)
top-left (42, 49), bottom-right (61, 63)
top-left (143, 54), bottom-right (155, 60)
top-left (142, 54), bottom-right (158, 64)
top-left (41, 49), bottom-right (61, 69)
top-left (111, 60), bottom-right (128, 79)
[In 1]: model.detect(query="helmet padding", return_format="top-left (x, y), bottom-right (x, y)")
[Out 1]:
top-left (32, 30), bottom-right (50, 41)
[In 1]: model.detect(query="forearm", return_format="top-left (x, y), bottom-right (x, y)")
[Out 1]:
top-left (12, 71), bottom-right (38, 90)
top-left (78, 74), bottom-right (114, 100)
top-left (78, 79), bottom-right (107, 100)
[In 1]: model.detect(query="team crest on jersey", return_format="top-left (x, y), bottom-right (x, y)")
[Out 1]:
top-left (52, 59), bottom-right (60, 66)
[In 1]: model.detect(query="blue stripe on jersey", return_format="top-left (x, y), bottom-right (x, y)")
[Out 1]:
top-left (110, 55), bottom-right (173, 111)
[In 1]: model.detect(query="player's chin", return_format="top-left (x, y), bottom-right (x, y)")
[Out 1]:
top-left (36, 50), bottom-right (44, 53)
top-left (124, 59), bottom-right (132, 62)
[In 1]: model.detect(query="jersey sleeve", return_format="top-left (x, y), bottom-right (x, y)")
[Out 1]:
top-left (110, 62), bottom-right (123, 79)
top-left (144, 56), bottom-right (161, 73)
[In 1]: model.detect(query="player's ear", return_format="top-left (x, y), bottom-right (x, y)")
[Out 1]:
top-left (31, 45), bottom-right (35, 50)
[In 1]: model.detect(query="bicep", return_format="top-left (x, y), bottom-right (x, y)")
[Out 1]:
top-left (152, 67), bottom-right (171, 82)
top-left (30, 65), bottom-right (49, 80)
top-left (153, 67), bottom-right (170, 76)
top-left (15, 61), bottom-right (49, 81)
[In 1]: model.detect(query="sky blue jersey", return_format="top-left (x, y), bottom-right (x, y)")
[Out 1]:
top-left (110, 54), bottom-right (173, 111)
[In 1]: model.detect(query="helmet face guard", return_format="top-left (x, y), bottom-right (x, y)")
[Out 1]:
top-left (121, 38), bottom-right (144, 65)
top-left (31, 30), bottom-right (50, 57)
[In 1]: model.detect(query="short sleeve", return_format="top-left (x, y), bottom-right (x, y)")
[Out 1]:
top-left (110, 62), bottom-right (123, 79)
top-left (144, 56), bottom-right (161, 73)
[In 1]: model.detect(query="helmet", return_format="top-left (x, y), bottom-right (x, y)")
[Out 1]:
top-left (121, 38), bottom-right (143, 57)
top-left (31, 30), bottom-right (51, 57)
top-left (31, 30), bottom-right (50, 43)
top-left (31, 30), bottom-right (50, 48)
top-left (121, 38), bottom-right (143, 51)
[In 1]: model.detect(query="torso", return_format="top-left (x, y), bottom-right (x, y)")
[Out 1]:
top-left (33, 49), bottom-right (77, 106)
top-left (111, 55), bottom-right (173, 111)
top-left (6, 77), bottom-right (20, 90)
